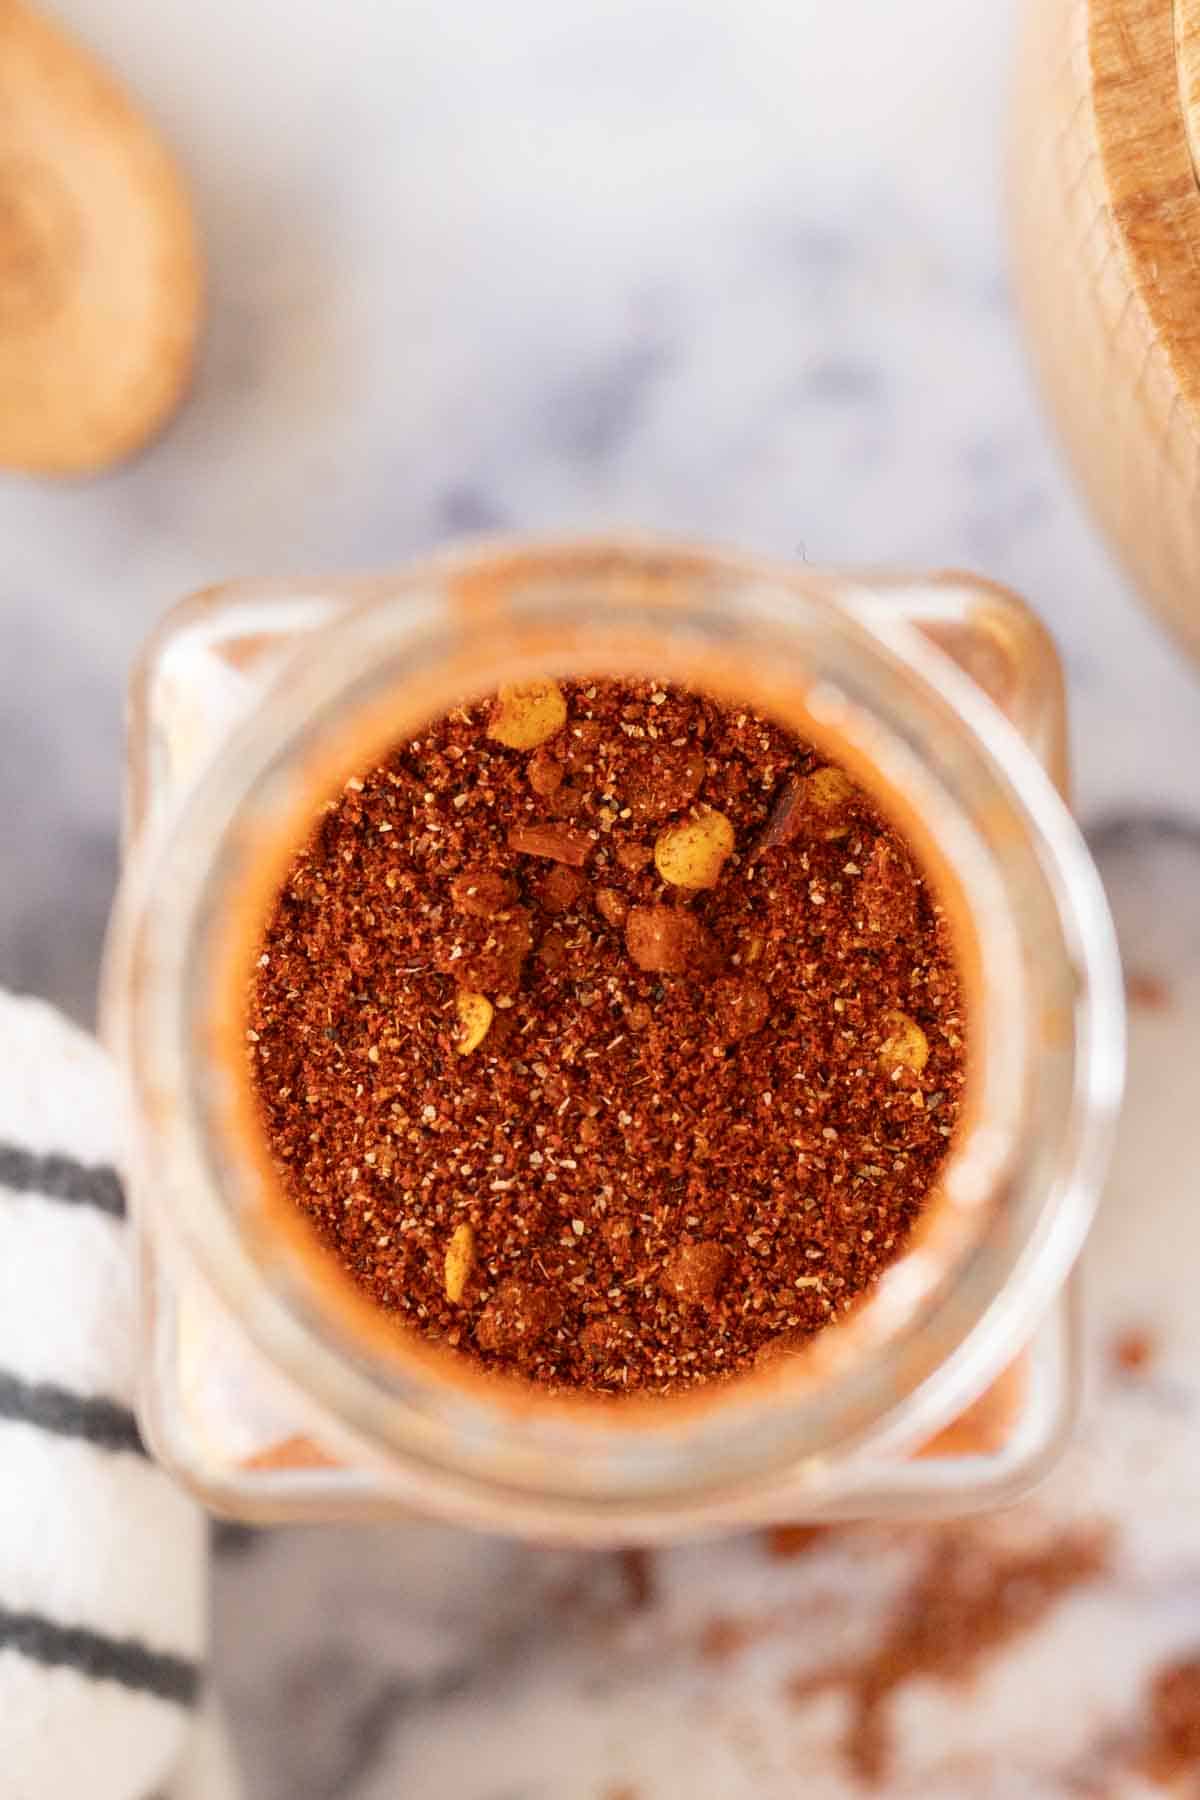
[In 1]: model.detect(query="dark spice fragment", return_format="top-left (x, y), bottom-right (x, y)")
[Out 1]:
top-left (248, 677), bottom-right (967, 1394)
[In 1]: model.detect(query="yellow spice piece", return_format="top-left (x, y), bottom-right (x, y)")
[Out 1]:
top-left (444, 1222), bottom-right (476, 1303)
top-left (803, 766), bottom-right (855, 839)
top-left (654, 809), bottom-right (735, 889)
top-left (487, 679), bottom-right (567, 750)
top-left (455, 990), bottom-right (494, 1055)
top-left (879, 1009), bottom-right (930, 1073)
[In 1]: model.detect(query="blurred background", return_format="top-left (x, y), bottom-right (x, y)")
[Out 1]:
top-left (4, 1), bottom-right (1199, 1795)
top-left (6, 0), bottom-right (1198, 1023)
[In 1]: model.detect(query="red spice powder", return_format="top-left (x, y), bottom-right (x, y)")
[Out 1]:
top-left (247, 678), bottom-right (966, 1393)
top-left (1111, 1326), bottom-right (1157, 1378)
top-left (788, 1525), bottom-right (1111, 1785)
top-left (698, 1615), bottom-right (759, 1665)
top-left (1141, 1653), bottom-right (1200, 1784)
top-left (764, 1524), bottom-right (830, 1560)
top-left (1125, 969), bottom-right (1171, 1013)
top-left (616, 1547), bottom-right (655, 1612)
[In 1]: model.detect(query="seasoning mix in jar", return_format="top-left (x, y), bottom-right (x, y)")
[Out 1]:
top-left (103, 540), bottom-right (1123, 1538)
top-left (247, 678), bottom-right (966, 1398)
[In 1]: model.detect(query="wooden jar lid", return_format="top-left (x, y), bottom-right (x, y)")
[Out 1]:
top-left (0, 1), bottom-right (202, 474)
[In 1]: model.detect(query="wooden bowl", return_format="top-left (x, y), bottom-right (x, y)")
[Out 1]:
top-left (1011, 0), bottom-right (1200, 662)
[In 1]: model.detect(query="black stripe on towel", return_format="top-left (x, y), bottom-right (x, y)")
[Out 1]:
top-left (0, 1371), bottom-right (144, 1455)
top-left (0, 1606), bottom-right (199, 1705)
top-left (0, 1144), bottom-right (125, 1217)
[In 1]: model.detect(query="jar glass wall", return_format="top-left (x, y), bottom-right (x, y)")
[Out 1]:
top-left (102, 540), bottom-right (1123, 1538)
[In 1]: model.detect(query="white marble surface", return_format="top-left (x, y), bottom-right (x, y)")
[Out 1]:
top-left (4, 0), bottom-right (1200, 1794)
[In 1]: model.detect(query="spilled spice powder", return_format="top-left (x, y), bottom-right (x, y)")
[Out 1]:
top-left (787, 1525), bottom-right (1112, 1785)
top-left (247, 677), bottom-right (966, 1392)
top-left (616, 1547), bottom-right (656, 1612)
top-left (698, 1615), bottom-right (759, 1665)
top-left (1110, 1325), bottom-right (1157, 1378)
top-left (1140, 1652), bottom-right (1200, 1784)
top-left (764, 1524), bottom-right (830, 1560)
top-left (1125, 969), bottom-right (1171, 1013)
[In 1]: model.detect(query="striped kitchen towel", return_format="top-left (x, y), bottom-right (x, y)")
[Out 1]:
top-left (0, 992), bottom-right (237, 1799)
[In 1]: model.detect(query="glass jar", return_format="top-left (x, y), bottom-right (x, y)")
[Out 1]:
top-left (102, 540), bottom-right (1123, 1539)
